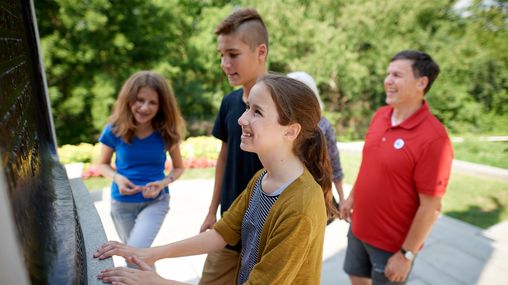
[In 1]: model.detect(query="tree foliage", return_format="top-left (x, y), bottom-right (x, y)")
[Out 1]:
top-left (35, 0), bottom-right (508, 144)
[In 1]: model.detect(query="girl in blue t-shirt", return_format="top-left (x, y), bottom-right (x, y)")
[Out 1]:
top-left (98, 71), bottom-right (185, 250)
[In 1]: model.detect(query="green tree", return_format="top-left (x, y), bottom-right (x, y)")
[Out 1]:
top-left (36, 0), bottom-right (507, 144)
top-left (35, 0), bottom-right (229, 143)
top-left (243, 0), bottom-right (507, 138)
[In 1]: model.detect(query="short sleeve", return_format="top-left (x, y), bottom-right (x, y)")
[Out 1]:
top-left (414, 137), bottom-right (454, 197)
top-left (98, 124), bottom-right (118, 149)
top-left (212, 96), bottom-right (228, 142)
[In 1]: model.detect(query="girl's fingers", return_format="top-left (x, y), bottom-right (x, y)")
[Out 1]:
top-left (100, 267), bottom-right (139, 275)
top-left (94, 241), bottom-right (124, 259)
top-left (128, 255), bottom-right (153, 271)
top-left (94, 242), bottom-right (112, 258)
top-left (98, 266), bottom-right (145, 285)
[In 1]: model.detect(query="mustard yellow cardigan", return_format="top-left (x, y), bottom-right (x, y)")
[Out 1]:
top-left (214, 168), bottom-right (327, 285)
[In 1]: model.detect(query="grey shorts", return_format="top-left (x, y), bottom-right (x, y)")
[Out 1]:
top-left (343, 227), bottom-right (413, 285)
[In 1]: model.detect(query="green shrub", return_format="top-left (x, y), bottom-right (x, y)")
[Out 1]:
top-left (180, 136), bottom-right (221, 160)
top-left (58, 143), bottom-right (95, 164)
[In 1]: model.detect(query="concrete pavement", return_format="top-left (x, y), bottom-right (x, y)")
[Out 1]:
top-left (91, 179), bottom-right (508, 285)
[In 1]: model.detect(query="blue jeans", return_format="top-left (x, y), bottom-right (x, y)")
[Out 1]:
top-left (110, 192), bottom-right (170, 248)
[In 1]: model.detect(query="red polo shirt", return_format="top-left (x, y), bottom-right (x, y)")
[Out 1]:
top-left (352, 101), bottom-right (453, 252)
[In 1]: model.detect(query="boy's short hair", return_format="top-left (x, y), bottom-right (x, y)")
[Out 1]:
top-left (215, 8), bottom-right (269, 53)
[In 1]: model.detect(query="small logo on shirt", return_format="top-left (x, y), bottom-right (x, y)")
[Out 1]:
top-left (394, 138), bottom-right (405, 149)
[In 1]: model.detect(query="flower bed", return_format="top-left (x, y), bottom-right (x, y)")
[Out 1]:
top-left (59, 136), bottom-right (221, 179)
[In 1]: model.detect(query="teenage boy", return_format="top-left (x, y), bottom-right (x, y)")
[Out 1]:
top-left (198, 8), bottom-right (268, 285)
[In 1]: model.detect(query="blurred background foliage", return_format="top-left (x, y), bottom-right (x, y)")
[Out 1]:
top-left (35, 0), bottom-right (508, 145)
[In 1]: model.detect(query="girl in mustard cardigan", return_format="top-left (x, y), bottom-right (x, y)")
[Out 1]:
top-left (94, 74), bottom-right (339, 285)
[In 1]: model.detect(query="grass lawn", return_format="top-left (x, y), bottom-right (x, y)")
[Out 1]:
top-left (453, 139), bottom-right (508, 169)
top-left (341, 152), bottom-right (363, 186)
top-left (443, 171), bottom-right (508, 228)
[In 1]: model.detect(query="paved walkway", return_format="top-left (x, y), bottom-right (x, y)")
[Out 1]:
top-left (91, 179), bottom-right (508, 285)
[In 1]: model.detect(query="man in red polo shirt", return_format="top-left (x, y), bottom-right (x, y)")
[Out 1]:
top-left (341, 50), bottom-right (453, 285)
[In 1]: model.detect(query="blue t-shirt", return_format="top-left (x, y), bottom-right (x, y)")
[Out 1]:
top-left (99, 124), bottom-right (168, 203)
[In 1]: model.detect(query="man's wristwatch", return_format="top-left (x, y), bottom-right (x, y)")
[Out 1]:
top-left (400, 248), bottom-right (416, 261)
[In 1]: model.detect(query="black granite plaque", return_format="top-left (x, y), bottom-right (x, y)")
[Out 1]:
top-left (0, 1), bottom-right (85, 284)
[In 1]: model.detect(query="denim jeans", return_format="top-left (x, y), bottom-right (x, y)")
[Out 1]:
top-left (110, 192), bottom-right (170, 248)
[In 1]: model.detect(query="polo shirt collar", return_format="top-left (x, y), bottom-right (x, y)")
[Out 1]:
top-left (386, 101), bottom-right (430, 130)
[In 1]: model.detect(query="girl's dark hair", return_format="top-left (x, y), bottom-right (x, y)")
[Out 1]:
top-left (109, 71), bottom-right (185, 149)
top-left (258, 73), bottom-right (338, 218)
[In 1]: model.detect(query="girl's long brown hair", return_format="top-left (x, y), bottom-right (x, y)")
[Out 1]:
top-left (259, 74), bottom-right (338, 218)
top-left (109, 71), bottom-right (185, 149)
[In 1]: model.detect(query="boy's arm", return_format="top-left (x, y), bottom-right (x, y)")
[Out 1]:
top-left (333, 179), bottom-right (345, 202)
top-left (200, 141), bottom-right (228, 232)
top-left (339, 187), bottom-right (354, 222)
